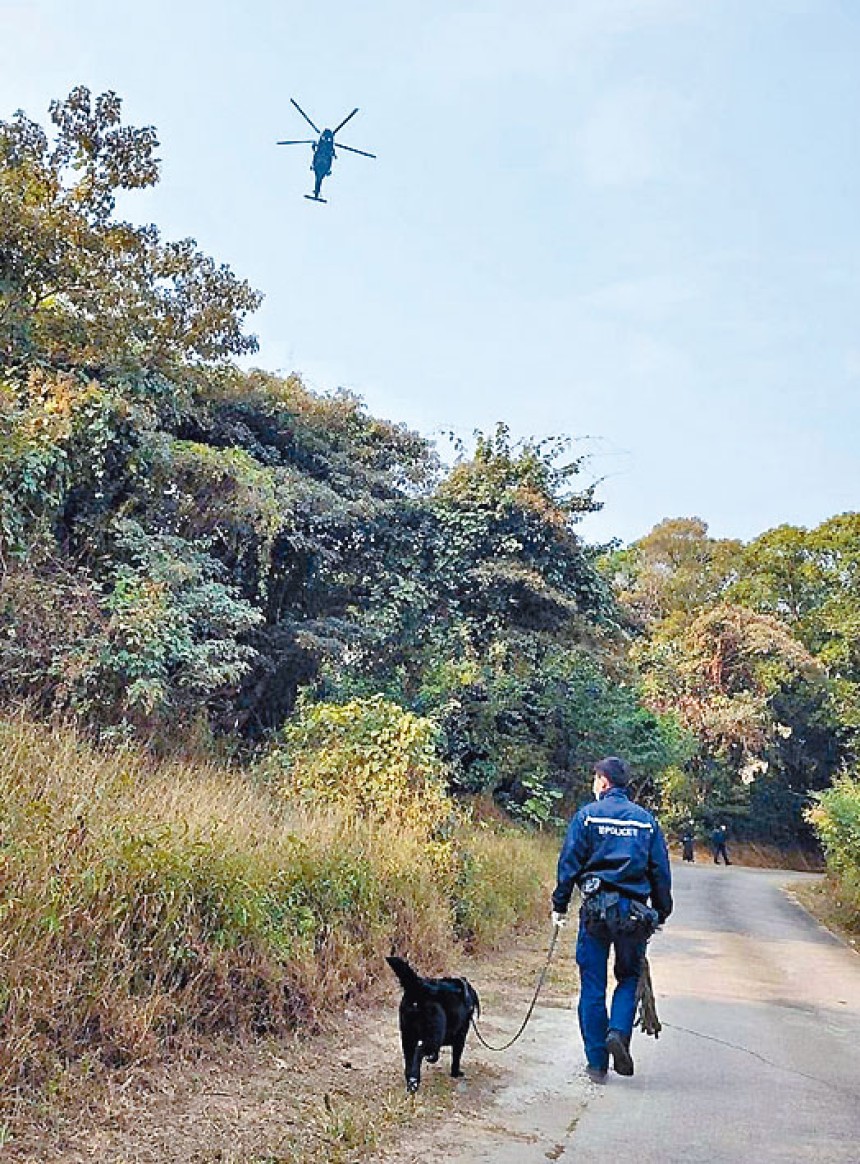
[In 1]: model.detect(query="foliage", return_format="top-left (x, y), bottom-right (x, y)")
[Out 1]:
top-left (433, 424), bottom-right (613, 641)
top-left (0, 367), bottom-right (157, 563)
top-left (635, 602), bottom-right (830, 833)
top-left (615, 514), bottom-right (857, 842)
top-left (415, 644), bottom-right (692, 810)
top-left (639, 603), bottom-right (818, 753)
top-left (267, 695), bottom-right (456, 837)
top-left (600, 517), bottom-right (743, 629)
top-left (731, 515), bottom-right (860, 744)
top-left (1, 86), bottom-right (260, 378)
top-left (807, 775), bottom-right (860, 879)
top-left (305, 427), bottom-right (644, 816)
top-left (0, 563), bottom-right (105, 713)
top-left (90, 520), bottom-right (263, 729)
top-left (0, 521), bottom-right (261, 734)
top-left (0, 718), bottom-right (549, 1112)
top-left (0, 81), bottom-right (268, 741)
top-left (509, 773), bottom-right (564, 828)
top-left (807, 775), bottom-right (860, 929)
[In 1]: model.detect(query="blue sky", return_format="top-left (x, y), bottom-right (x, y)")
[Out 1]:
top-left (2, 0), bottom-right (858, 545)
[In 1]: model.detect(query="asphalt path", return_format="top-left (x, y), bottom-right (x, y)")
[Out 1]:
top-left (568, 862), bottom-right (860, 1163)
top-left (379, 862), bottom-right (860, 1164)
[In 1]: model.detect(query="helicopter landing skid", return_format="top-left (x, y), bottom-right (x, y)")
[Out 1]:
top-left (304, 193), bottom-right (327, 203)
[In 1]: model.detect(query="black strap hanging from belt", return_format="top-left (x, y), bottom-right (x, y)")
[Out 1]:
top-left (635, 956), bottom-right (661, 1038)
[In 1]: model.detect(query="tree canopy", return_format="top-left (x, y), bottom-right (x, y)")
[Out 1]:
top-left (611, 516), bottom-right (857, 842)
top-left (1, 86), bottom-right (260, 378)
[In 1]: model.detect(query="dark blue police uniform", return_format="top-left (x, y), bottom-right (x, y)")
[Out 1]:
top-left (553, 785), bottom-right (672, 1073)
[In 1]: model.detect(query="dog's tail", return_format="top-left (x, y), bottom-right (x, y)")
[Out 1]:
top-left (386, 955), bottom-right (422, 993)
top-left (461, 978), bottom-right (480, 1019)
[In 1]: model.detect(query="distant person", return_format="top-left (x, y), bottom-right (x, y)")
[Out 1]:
top-left (681, 828), bottom-right (695, 862)
top-left (551, 756), bottom-right (672, 1082)
top-left (711, 824), bottom-right (731, 865)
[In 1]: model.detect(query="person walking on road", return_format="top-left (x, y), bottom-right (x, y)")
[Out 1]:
top-left (711, 824), bottom-right (732, 864)
top-left (551, 757), bottom-right (673, 1082)
top-left (681, 826), bottom-right (695, 862)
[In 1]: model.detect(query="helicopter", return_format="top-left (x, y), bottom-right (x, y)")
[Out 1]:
top-left (277, 98), bottom-right (376, 202)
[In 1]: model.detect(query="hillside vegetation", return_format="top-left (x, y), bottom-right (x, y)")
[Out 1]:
top-left (1, 87), bottom-right (859, 1114)
top-left (0, 716), bottom-right (550, 1113)
top-left (0, 86), bottom-right (686, 812)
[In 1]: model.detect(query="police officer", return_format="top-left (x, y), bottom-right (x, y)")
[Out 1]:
top-left (681, 826), bottom-right (695, 862)
top-left (711, 823), bottom-right (731, 864)
top-left (551, 756), bottom-right (672, 1081)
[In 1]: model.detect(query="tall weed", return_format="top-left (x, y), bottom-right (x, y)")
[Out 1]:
top-left (0, 718), bottom-right (549, 1112)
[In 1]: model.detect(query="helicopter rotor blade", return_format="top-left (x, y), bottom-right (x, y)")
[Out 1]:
top-left (333, 107), bottom-right (360, 135)
top-left (290, 98), bottom-right (321, 133)
top-left (337, 143), bottom-right (377, 159)
top-left (277, 139), bottom-right (315, 146)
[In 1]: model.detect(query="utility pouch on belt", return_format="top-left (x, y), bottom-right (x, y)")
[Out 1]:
top-left (581, 886), bottom-right (621, 935)
top-left (581, 882), bottom-right (658, 939)
top-left (625, 899), bottom-right (660, 938)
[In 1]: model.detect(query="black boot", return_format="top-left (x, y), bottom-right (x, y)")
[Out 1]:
top-left (606, 1029), bottom-right (634, 1076)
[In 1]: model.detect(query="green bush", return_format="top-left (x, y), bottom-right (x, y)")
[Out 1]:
top-left (807, 775), bottom-right (860, 929)
top-left (0, 521), bottom-right (261, 735)
top-left (268, 695), bottom-right (457, 837)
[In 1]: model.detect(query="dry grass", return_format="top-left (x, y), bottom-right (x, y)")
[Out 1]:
top-left (0, 717), bottom-right (550, 1130)
top-left (0, 926), bottom-right (542, 1164)
top-left (790, 877), bottom-right (860, 952)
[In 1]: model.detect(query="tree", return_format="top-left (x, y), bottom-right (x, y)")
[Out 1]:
top-left (640, 603), bottom-right (818, 754)
top-left (730, 524), bottom-right (829, 624)
top-left (433, 425), bottom-right (613, 643)
top-left (1, 87), bottom-right (260, 378)
top-left (0, 521), bottom-right (262, 734)
top-left (602, 517), bottom-right (743, 629)
top-left (729, 515), bottom-right (860, 751)
top-left (637, 602), bottom-right (832, 837)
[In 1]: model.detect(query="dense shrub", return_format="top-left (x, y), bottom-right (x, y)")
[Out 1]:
top-left (807, 775), bottom-right (860, 929)
top-left (0, 526), bottom-right (262, 735)
top-left (268, 695), bottom-right (456, 836)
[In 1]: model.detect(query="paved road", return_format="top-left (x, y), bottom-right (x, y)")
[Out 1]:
top-left (568, 863), bottom-right (860, 1162)
top-left (379, 862), bottom-right (860, 1164)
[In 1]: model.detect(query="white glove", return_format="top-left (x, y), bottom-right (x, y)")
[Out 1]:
top-left (551, 911), bottom-right (568, 928)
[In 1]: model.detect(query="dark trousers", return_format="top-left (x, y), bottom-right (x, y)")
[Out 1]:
top-left (575, 911), bottom-right (647, 1071)
top-left (713, 842), bottom-right (731, 864)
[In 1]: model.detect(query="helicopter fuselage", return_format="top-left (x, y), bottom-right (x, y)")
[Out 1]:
top-left (312, 134), bottom-right (335, 178)
top-left (279, 101), bottom-right (374, 202)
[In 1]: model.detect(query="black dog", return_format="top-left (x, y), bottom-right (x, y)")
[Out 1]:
top-left (386, 955), bottom-right (480, 1093)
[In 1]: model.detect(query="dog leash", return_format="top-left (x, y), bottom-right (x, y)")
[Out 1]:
top-left (469, 925), bottom-right (560, 1052)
